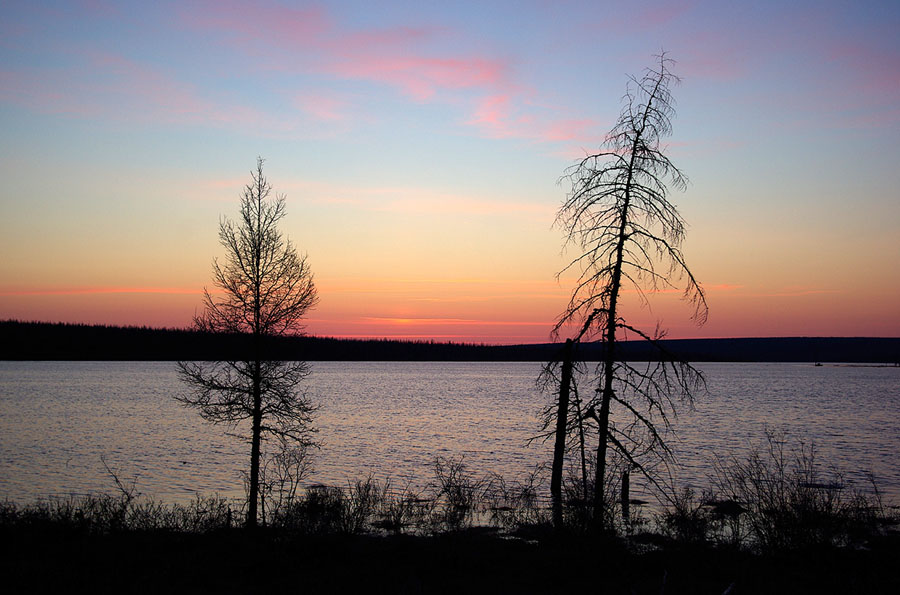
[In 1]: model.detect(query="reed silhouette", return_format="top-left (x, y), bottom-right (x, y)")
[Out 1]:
top-left (3, 448), bottom-right (897, 593)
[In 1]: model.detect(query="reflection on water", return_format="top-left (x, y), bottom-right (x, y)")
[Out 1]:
top-left (1, 361), bottom-right (898, 504)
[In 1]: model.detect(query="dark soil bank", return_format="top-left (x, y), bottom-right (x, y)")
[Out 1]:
top-left (4, 527), bottom-right (899, 594)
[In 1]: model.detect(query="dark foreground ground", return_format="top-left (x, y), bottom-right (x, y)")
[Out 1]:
top-left (4, 527), bottom-right (899, 594)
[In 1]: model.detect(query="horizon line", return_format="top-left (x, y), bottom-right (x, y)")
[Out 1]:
top-left (3, 319), bottom-right (898, 346)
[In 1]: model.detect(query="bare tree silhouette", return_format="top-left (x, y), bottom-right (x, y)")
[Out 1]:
top-left (177, 158), bottom-right (318, 528)
top-left (551, 54), bottom-right (708, 530)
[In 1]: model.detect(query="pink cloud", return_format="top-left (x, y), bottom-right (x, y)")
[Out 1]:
top-left (637, 1), bottom-right (695, 28)
top-left (1, 49), bottom-right (290, 133)
top-left (331, 56), bottom-right (507, 101)
top-left (756, 34), bottom-right (900, 130)
top-left (467, 94), bottom-right (601, 144)
top-left (78, 0), bottom-right (124, 18)
top-left (0, 69), bottom-right (96, 117)
top-left (1, 55), bottom-right (198, 121)
top-left (179, 2), bottom-right (328, 51)
top-left (542, 118), bottom-right (602, 142)
top-left (0, 286), bottom-right (201, 296)
top-left (87, 51), bottom-right (213, 121)
top-left (4, 2), bottom-right (605, 148)
top-left (676, 31), bottom-right (750, 81)
top-left (375, 194), bottom-right (553, 219)
top-left (826, 42), bottom-right (900, 109)
top-left (178, 2), bottom-right (587, 142)
top-left (729, 286), bottom-right (844, 299)
top-left (583, 1), bottom-right (695, 36)
top-left (468, 94), bottom-right (516, 131)
top-left (363, 317), bottom-right (547, 327)
top-left (295, 92), bottom-right (348, 121)
top-left (179, 2), bottom-right (509, 102)
top-left (309, 316), bottom-right (554, 344)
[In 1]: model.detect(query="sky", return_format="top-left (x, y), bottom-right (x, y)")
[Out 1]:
top-left (1, 0), bottom-right (898, 344)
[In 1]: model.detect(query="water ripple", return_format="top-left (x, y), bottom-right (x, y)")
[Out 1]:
top-left (1, 361), bottom-right (897, 504)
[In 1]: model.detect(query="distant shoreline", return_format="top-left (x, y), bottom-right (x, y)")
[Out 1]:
top-left (2, 320), bottom-right (899, 363)
top-left (826, 363), bottom-right (900, 368)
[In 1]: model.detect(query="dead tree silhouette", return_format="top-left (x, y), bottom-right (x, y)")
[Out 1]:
top-left (548, 53), bottom-right (708, 531)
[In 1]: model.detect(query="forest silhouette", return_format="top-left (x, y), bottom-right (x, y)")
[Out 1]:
top-left (2, 320), bottom-right (898, 363)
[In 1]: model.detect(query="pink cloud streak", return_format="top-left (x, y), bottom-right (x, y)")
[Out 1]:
top-left (1, 51), bottom-right (278, 131)
top-left (1, 286), bottom-right (202, 296)
top-left (468, 94), bottom-right (602, 144)
top-left (3, 2), bottom-right (620, 147)
top-left (331, 56), bottom-right (507, 101)
top-left (295, 92), bottom-right (348, 121)
top-left (178, 2), bottom-right (592, 145)
top-left (363, 317), bottom-right (548, 327)
top-left (637, 1), bottom-right (695, 28)
top-left (179, 1), bottom-right (509, 102)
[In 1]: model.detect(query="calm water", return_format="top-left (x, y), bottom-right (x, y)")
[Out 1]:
top-left (1, 361), bottom-right (898, 504)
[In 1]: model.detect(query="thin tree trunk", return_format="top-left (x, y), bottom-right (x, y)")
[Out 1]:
top-left (551, 339), bottom-right (574, 528)
top-left (574, 388), bottom-right (588, 502)
top-left (592, 185), bottom-right (628, 528)
top-left (593, 405), bottom-right (609, 527)
top-left (248, 361), bottom-right (262, 528)
top-left (592, 103), bottom-right (651, 530)
top-left (247, 177), bottom-right (264, 528)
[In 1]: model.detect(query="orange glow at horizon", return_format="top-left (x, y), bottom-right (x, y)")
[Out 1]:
top-left (2, 275), bottom-right (898, 344)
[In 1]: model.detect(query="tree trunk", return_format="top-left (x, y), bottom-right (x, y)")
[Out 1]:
top-left (551, 339), bottom-right (574, 528)
top-left (248, 182), bottom-right (264, 529)
top-left (247, 361), bottom-right (262, 528)
top-left (575, 391), bottom-right (588, 503)
top-left (593, 399), bottom-right (610, 527)
top-left (592, 225), bottom-right (624, 529)
top-left (592, 117), bottom-right (645, 530)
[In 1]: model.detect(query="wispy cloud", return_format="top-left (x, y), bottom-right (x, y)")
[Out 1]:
top-left (822, 40), bottom-right (900, 127)
top-left (179, 2), bottom-right (509, 102)
top-left (2, 1), bottom-right (610, 147)
top-left (363, 317), bottom-right (548, 327)
top-left (178, 1), bottom-right (329, 52)
top-left (466, 93), bottom-right (602, 144)
top-left (726, 285), bottom-right (844, 299)
top-left (330, 55), bottom-right (508, 102)
top-left (0, 50), bottom-right (278, 131)
top-left (265, 177), bottom-right (555, 220)
top-left (373, 194), bottom-right (553, 218)
top-left (637, 0), bottom-right (695, 28)
top-left (1, 286), bottom-right (202, 296)
top-left (176, 1), bottom-right (596, 145)
top-left (676, 31), bottom-right (750, 81)
top-left (295, 91), bottom-right (348, 122)
top-left (764, 288), bottom-right (843, 298)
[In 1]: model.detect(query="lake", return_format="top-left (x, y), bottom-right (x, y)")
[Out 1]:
top-left (1, 361), bottom-right (898, 506)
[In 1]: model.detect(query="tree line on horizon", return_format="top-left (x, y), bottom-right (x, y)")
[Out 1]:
top-left (3, 319), bottom-right (896, 363)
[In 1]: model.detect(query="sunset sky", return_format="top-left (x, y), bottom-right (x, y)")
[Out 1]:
top-left (2, 0), bottom-right (898, 343)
